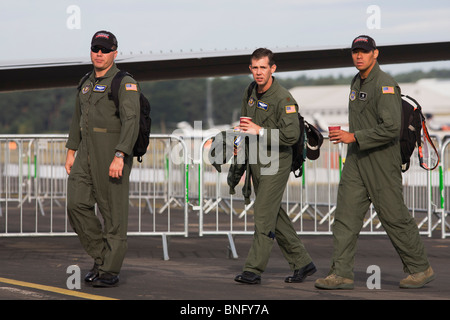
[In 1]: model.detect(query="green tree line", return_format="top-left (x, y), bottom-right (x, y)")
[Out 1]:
top-left (1, 69), bottom-right (449, 134)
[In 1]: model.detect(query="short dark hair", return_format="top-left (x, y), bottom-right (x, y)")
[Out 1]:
top-left (251, 48), bottom-right (275, 66)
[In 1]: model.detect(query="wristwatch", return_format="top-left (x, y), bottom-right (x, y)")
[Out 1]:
top-left (115, 151), bottom-right (125, 159)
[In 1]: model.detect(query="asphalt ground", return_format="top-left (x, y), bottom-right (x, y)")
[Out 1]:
top-left (0, 200), bottom-right (448, 320)
top-left (1, 226), bottom-right (449, 314)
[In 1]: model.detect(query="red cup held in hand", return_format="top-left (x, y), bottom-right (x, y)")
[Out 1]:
top-left (328, 125), bottom-right (341, 132)
top-left (240, 116), bottom-right (252, 126)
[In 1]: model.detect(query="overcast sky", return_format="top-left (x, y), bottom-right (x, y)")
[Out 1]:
top-left (1, 0), bottom-right (449, 77)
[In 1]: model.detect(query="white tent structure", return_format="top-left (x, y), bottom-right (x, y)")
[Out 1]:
top-left (290, 79), bottom-right (450, 134)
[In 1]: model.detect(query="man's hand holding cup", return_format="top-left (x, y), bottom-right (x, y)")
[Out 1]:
top-left (239, 116), bottom-right (261, 135)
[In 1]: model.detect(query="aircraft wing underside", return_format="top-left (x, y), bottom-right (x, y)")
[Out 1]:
top-left (1, 41), bottom-right (449, 92)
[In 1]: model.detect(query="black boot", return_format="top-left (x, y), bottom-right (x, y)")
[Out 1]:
top-left (84, 263), bottom-right (100, 283)
top-left (234, 271), bottom-right (261, 284)
top-left (285, 262), bottom-right (317, 283)
top-left (92, 273), bottom-right (119, 287)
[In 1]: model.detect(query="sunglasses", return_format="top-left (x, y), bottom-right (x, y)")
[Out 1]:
top-left (91, 46), bottom-right (115, 54)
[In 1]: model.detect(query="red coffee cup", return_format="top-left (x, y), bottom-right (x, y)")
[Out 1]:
top-left (240, 116), bottom-right (252, 125)
top-left (328, 125), bottom-right (341, 132)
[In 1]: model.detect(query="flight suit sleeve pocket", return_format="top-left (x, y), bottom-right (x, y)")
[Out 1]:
top-left (281, 115), bottom-right (296, 127)
top-left (279, 114), bottom-right (299, 146)
top-left (118, 78), bottom-right (140, 119)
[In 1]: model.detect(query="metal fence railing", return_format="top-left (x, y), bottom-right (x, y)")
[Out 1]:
top-left (0, 134), bottom-right (188, 260)
top-left (193, 133), bottom-right (450, 257)
top-left (439, 138), bottom-right (450, 238)
top-left (1, 133), bottom-right (449, 260)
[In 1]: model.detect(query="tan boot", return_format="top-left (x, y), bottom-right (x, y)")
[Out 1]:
top-left (315, 274), bottom-right (354, 290)
top-left (399, 266), bottom-right (435, 288)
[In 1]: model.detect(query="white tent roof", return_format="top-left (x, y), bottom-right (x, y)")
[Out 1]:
top-left (289, 78), bottom-right (450, 132)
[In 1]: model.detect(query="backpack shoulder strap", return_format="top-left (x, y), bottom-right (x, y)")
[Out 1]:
top-left (77, 71), bottom-right (92, 91)
top-left (402, 94), bottom-right (423, 113)
top-left (109, 70), bottom-right (132, 115)
top-left (246, 81), bottom-right (256, 102)
top-left (350, 74), bottom-right (359, 87)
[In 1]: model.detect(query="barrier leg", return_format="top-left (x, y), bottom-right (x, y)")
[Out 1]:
top-left (227, 233), bottom-right (238, 259)
top-left (162, 233), bottom-right (170, 261)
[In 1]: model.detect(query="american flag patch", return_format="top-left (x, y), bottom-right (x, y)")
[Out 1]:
top-left (382, 86), bottom-right (394, 94)
top-left (285, 105), bottom-right (296, 113)
top-left (125, 83), bottom-right (138, 91)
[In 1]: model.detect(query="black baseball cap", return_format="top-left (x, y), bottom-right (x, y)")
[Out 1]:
top-left (305, 122), bottom-right (323, 161)
top-left (351, 35), bottom-right (376, 51)
top-left (91, 30), bottom-right (118, 50)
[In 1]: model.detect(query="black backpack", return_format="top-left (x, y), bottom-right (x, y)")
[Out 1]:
top-left (400, 94), bottom-right (438, 172)
top-left (291, 118), bottom-right (323, 177)
top-left (291, 113), bottom-right (306, 177)
top-left (77, 70), bottom-right (152, 163)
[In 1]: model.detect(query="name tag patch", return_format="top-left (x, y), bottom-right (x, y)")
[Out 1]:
top-left (257, 101), bottom-right (268, 111)
top-left (93, 84), bottom-right (107, 92)
top-left (234, 135), bottom-right (243, 148)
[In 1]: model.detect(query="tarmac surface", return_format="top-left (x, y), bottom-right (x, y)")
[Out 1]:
top-left (1, 230), bottom-right (449, 307)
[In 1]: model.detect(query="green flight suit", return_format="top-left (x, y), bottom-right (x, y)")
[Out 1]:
top-left (330, 63), bottom-right (430, 279)
top-left (66, 63), bottom-right (140, 276)
top-left (240, 77), bottom-right (312, 275)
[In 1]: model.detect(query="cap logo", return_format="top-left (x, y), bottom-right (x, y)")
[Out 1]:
top-left (354, 37), bottom-right (368, 43)
top-left (95, 33), bottom-right (110, 40)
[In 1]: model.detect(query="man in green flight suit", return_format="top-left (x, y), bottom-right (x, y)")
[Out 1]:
top-left (315, 35), bottom-right (434, 290)
top-left (65, 30), bottom-right (140, 287)
top-left (234, 48), bottom-right (316, 284)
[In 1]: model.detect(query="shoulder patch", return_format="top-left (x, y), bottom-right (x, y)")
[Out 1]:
top-left (125, 83), bottom-right (138, 91)
top-left (382, 86), bottom-right (395, 94)
top-left (285, 105), bottom-right (296, 114)
top-left (82, 84), bottom-right (90, 94)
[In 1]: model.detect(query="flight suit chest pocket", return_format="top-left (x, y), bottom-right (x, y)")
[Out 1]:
top-left (349, 89), bottom-right (373, 114)
top-left (90, 84), bottom-right (110, 105)
top-left (255, 100), bottom-right (275, 127)
top-left (79, 83), bottom-right (109, 107)
top-left (79, 82), bottom-right (92, 110)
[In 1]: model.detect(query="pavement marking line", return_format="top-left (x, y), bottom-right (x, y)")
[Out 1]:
top-left (0, 277), bottom-right (118, 300)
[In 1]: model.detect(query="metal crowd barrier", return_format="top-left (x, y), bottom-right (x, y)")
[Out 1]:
top-left (0, 134), bottom-right (188, 260)
top-left (440, 138), bottom-right (450, 238)
top-left (194, 133), bottom-right (449, 257)
top-left (1, 133), bottom-right (449, 260)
